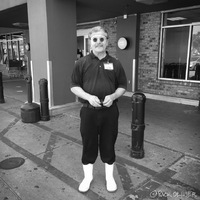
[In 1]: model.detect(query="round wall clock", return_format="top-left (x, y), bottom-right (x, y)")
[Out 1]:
top-left (117, 37), bottom-right (128, 50)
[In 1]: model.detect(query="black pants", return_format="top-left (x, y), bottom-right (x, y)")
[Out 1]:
top-left (80, 103), bottom-right (119, 165)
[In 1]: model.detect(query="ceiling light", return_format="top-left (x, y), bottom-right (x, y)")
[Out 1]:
top-left (12, 22), bottom-right (28, 28)
top-left (136, 0), bottom-right (167, 5)
top-left (167, 17), bottom-right (186, 21)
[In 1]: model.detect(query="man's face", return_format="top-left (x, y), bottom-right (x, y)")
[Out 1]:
top-left (90, 31), bottom-right (108, 54)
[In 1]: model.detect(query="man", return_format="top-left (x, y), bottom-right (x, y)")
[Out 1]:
top-left (71, 26), bottom-right (127, 193)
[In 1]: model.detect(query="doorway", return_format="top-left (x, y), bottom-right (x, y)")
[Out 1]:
top-left (77, 28), bottom-right (92, 57)
top-left (0, 32), bottom-right (26, 80)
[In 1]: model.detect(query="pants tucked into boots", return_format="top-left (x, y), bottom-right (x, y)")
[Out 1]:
top-left (79, 104), bottom-right (119, 192)
top-left (80, 104), bottom-right (119, 164)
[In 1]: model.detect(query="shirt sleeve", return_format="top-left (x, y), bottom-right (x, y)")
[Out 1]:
top-left (71, 59), bottom-right (83, 88)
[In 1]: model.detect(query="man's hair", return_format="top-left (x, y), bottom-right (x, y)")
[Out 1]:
top-left (88, 26), bottom-right (108, 39)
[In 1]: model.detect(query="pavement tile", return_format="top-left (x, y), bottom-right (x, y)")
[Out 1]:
top-left (116, 133), bottom-right (183, 173)
top-left (144, 126), bottom-right (200, 158)
top-left (50, 139), bottom-right (82, 181)
top-left (5, 121), bottom-right (50, 156)
top-left (38, 116), bottom-right (82, 147)
top-left (0, 97), bottom-right (22, 113)
top-left (0, 110), bottom-right (16, 132)
top-left (124, 165), bottom-right (148, 189)
top-left (40, 113), bottom-right (80, 133)
top-left (0, 158), bottom-right (89, 200)
top-left (124, 179), bottom-right (200, 200)
top-left (0, 142), bottom-right (25, 200)
top-left (169, 156), bottom-right (200, 191)
top-left (0, 141), bottom-right (24, 161)
top-left (0, 177), bottom-right (21, 200)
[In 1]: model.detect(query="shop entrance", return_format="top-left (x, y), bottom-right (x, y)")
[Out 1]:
top-left (0, 32), bottom-right (27, 80)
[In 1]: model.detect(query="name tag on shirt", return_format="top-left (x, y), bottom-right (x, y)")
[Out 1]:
top-left (104, 63), bottom-right (113, 70)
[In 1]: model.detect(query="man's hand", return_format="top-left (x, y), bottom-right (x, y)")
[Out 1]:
top-left (103, 95), bottom-right (115, 107)
top-left (71, 87), bottom-right (102, 107)
top-left (102, 88), bottom-right (126, 107)
top-left (88, 95), bottom-right (101, 107)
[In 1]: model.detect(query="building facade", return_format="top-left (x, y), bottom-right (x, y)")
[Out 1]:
top-left (0, 1), bottom-right (199, 108)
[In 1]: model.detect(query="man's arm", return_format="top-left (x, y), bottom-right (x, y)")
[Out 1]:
top-left (103, 87), bottom-right (126, 107)
top-left (71, 86), bottom-right (101, 107)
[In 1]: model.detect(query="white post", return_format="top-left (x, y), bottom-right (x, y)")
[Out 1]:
top-left (132, 59), bottom-right (136, 92)
top-left (30, 60), bottom-right (35, 102)
top-left (47, 60), bottom-right (54, 108)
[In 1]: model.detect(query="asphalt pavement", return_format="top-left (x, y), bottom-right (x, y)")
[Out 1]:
top-left (0, 79), bottom-right (200, 200)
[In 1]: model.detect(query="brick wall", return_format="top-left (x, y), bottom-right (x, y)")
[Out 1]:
top-left (138, 12), bottom-right (200, 100)
top-left (100, 19), bottom-right (117, 58)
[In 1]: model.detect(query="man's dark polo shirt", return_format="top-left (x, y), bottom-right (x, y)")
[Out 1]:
top-left (71, 51), bottom-right (127, 103)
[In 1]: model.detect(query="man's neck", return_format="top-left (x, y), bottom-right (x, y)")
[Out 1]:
top-left (93, 51), bottom-right (107, 60)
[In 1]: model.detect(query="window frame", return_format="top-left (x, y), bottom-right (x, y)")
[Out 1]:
top-left (158, 7), bottom-right (200, 83)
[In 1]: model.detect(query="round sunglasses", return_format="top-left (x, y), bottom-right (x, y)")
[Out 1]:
top-left (91, 37), bottom-right (106, 43)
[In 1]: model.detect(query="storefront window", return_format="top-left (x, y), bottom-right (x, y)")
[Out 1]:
top-left (160, 26), bottom-right (189, 79)
top-left (0, 33), bottom-right (24, 68)
top-left (159, 8), bottom-right (200, 82)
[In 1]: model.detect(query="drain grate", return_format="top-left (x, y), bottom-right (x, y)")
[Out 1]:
top-left (0, 157), bottom-right (25, 170)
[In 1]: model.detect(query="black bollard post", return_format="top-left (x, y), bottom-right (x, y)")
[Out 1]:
top-left (130, 92), bottom-right (146, 159)
top-left (0, 72), bottom-right (5, 103)
top-left (39, 78), bottom-right (50, 121)
top-left (20, 75), bottom-right (40, 123)
top-left (26, 75), bottom-right (33, 103)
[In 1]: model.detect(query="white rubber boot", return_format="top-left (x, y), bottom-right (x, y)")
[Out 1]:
top-left (105, 163), bottom-right (117, 192)
top-left (78, 164), bottom-right (93, 193)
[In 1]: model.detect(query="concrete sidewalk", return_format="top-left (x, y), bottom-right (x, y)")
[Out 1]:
top-left (0, 95), bottom-right (200, 200)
